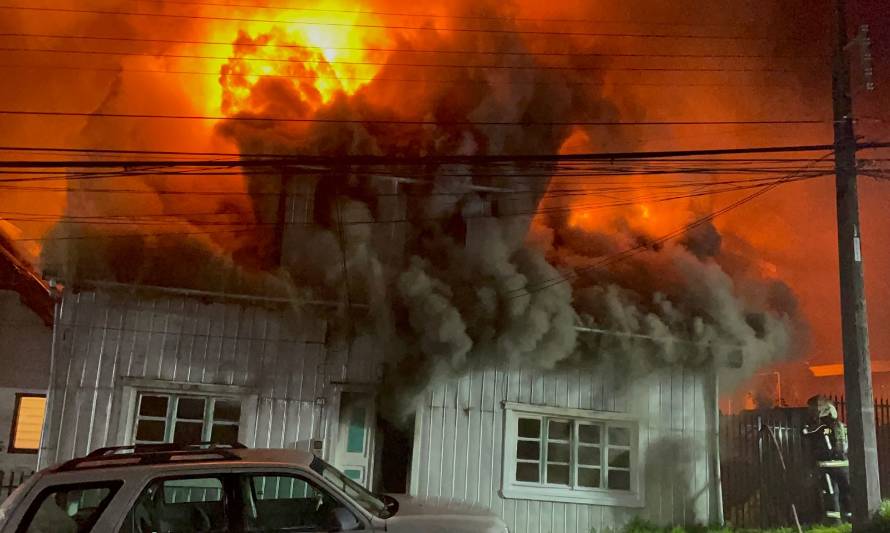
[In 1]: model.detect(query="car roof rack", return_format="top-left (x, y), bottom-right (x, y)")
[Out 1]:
top-left (55, 442), bottom-right (247, 472)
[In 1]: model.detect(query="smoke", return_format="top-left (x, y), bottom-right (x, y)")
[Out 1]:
top-left (14, 0), bottom-right (823, 407)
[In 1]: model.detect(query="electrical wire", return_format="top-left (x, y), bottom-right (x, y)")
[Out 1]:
top-left (0, 109), bottom-right (827, 127)
top-left (0, 46), bottom-right (798, 74)
top-left (123, 0), bottom-right (754, 28)
top-left (0, 63), bottom-right (807, 90)
top-left (0, 4), bottom-right (763, 41)
top-left (0, 32), bottom-right (819, 60)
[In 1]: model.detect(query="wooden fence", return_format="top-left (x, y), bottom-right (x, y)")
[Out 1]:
top-left (720, 396), bottom-right (890, 528)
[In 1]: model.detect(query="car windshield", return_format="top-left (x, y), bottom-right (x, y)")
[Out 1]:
top-left (310, 457), bottom-right (394, 519)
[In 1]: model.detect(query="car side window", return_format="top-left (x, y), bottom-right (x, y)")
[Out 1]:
top-left (119, 476), bottom-right (227, 533)
top-left (240, 474), bottom-right (362, 532)
top-left (17, 482), bottom-right (120, 533)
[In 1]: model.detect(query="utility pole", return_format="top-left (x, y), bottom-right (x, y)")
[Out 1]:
top-left (833, 0), bottom-right (880, 525)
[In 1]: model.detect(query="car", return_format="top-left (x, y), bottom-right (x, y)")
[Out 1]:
top-left (0, 444), bottom-right (508, 533)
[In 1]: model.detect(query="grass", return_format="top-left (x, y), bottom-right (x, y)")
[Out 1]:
top-left (605, 499), bottom-right (890, 533)
top-left (617, 518), bottom-right (857, 533)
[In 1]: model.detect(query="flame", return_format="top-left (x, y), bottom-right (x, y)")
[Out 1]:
top-left (200, 2), bottom-right (390, 117)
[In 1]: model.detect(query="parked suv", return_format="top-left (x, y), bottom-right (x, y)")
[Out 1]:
top-left (0, 444), bottom-right (508, 533)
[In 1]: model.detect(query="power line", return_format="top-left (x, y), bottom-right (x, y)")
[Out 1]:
top-left (0, 63), bottom-right (806, 89)
top-left (0, 173), bottom-right (828, 204)
top-left (0, 142), bottom-right (875, 167)
top-left (3, 172), bottom-right (826, 237)
top-left (0, 32), bottom-right (815, 60)
top-left (123, 0), bottom-right (753, 28)
top-left (0, 109), bottom-right (828, 128)
top-left (0, 46), bottom-right (798, 74)
top-left (0, 4), bottom-right (763, 41)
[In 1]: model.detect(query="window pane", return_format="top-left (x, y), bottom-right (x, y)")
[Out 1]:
top-left (173, 421), bottom-right (204, 445)
top-left (211, 423), bottom-right (239, 445)
top-left (579, 424), bottom-right (600, 444)
top-left (546, 464), bottom-right (570, 485)
top-left (213, 399), bottom-right (241, 422)
top-left (516, 462), bottom-right (539, 483)
top-left (245, 475), bottom-right (354, 532)
top-left (346, 406), bottom-right (366, 453)
top-left (177, 397), bottom-right (205, 420)
top-left (578, 445), bottom-right (601, 466)
top-left (517, 440), bottom-right (539, 461)
top-left (252, 476), bottom-right (314, 500)
top-left (163, 478), bottom-right (223, 503)
top-left (547, 443), bottom-right (570, 463)
top-left (578, 467), bottom-right (601, 488)
top-left (608, 469), bottom-right (631, 490)
top-left (518, 418), bottom-right (540, 438)
top-left (12, 396), bottom-right (46, 451)
top-left (548, 420), bottom-right (570, 440)
top-left (22, 484), bottom-right (118, 533)
top-left (121, 478), bottom-right (226, 533)
top-left (608, 449), bottom-right (630, 468)
top-left (135, 419), bottom-right (165, 442)
top-left (138, 395), bottom-right (168, 417)
top-left (608, 427), bottom-right (630, 446)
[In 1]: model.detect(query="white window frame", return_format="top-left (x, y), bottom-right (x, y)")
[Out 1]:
top-left (115, 378), bottom-right (256, 446)
top-left (501, 402), bottom-right (645, 507)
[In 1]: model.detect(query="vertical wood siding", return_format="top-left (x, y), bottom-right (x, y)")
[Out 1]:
top-left (411, 366), bottom-right (719, 532)
top-left (38, 289), bottom-right (374, 468)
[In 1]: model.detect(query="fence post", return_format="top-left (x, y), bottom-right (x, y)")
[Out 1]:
top-left (758, 415), bottom-right (766, 528)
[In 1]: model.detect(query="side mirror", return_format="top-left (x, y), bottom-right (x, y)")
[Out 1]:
top-left (326, 507), bottom-right (360, 531)
top-left (380, 494), bottom-right (399, 515)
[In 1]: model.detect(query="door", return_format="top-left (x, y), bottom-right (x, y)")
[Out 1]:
top-left (332, 391), bottom-right (376, 489)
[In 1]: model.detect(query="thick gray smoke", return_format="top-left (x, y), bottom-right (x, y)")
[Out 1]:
top-left (210, 0), bottom-right (805, 406)
top-left (34, 0), bottom-right (809, 408)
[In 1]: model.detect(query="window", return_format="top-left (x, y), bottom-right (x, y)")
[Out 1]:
top-left (502, 402), bottom-right (643, 507)
top-left (119, 476), bottom-right (227, 533)
top-left (9, 394), bottom-right (46, 453)
top-left (239, 474), bottom-right (361, 532)
top-left (18, 481), bottom-right (121, 533)
top-left (133, 393), bottom-right (241, 445)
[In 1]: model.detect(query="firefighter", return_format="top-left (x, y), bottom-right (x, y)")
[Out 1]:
top-left (802, 395), bottom-right (851, 523)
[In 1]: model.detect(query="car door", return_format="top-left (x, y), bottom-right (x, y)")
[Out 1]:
top-left (117, 473), bottom-right (233, 533)
top-left (235, 472), bottom-right (370, 532)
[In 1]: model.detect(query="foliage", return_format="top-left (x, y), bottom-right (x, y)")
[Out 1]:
top-left (614, 517), bottom-right (855, 533)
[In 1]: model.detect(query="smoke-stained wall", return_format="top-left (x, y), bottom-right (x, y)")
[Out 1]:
top-left (38, 288), bottom-right (355, 468)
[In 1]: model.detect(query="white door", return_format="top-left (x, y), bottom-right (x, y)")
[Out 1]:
top-left (333, 391), bottom-right (376, 489)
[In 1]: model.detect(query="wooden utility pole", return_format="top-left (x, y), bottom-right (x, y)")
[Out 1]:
top-left (833, 0), bottom-right (880, 525)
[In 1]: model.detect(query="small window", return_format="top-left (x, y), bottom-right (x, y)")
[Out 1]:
top-left (132, 393), bottom-right (240, 446)
top-left (502, 403), bottom-right (642, 507)
top-left (9, 394), bottom-right (46, 453)
top-left (240, 474), bottom-right (359, 532)
top-left (18, 481), bottom-right (120, 533)
top-left (119, 476), bottom-right (226, 533)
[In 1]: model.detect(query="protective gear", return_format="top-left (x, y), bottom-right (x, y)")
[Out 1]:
top-left (803, 395), bottom-right (851, 523)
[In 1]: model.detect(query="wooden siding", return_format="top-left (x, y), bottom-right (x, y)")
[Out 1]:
top-left (410, 366), bottom-right (720, 532)
top-left (38, 289), bottom-right (372, 468)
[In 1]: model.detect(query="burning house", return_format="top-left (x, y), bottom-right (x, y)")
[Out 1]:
top-left (0, 1), bottom-right (817, 530)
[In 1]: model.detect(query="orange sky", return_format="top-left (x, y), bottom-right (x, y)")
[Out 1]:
top-left (0, 0), bottom-right (888, 402)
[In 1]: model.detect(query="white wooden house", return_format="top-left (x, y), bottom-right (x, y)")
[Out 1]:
top-left (37, 282), bottom-right (723, 532)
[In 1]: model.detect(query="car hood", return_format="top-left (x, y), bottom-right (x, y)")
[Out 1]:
top-left (383, 496), bottom-right (507, 533)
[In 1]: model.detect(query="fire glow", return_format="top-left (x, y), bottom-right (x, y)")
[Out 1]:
top-left (207, 2), bottom-right (391, 116)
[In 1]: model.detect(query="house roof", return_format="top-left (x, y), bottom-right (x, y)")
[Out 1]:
top-left (0, 234), bottom-right (53, 326)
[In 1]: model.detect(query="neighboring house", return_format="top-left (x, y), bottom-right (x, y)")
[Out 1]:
top-left (0, 238), bottom-right (53, 478)
top-left (37, 282), bottom-right (722, 531)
